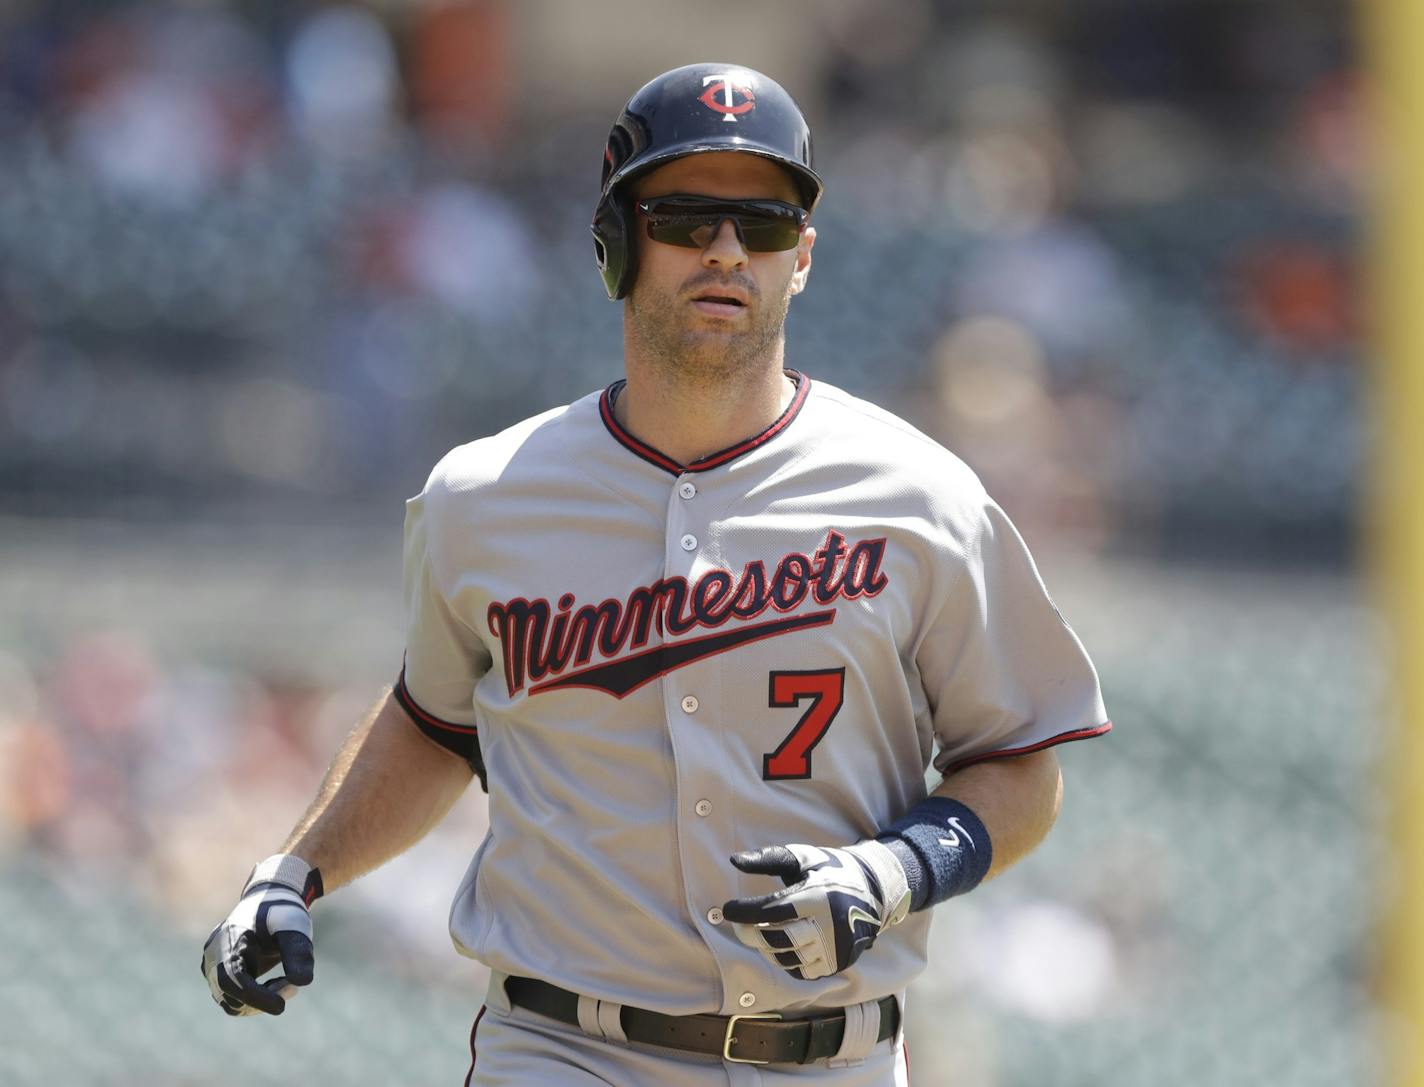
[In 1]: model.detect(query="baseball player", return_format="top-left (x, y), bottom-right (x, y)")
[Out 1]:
top-left (203, 63), bottom-right (1110, 1085)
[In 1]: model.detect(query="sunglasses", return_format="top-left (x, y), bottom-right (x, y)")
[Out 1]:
top-left (636, 195), bottom-right (809, 252)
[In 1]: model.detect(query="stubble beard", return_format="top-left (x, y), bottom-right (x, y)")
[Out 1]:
top-left (626, 276), bottom-right (793, 388)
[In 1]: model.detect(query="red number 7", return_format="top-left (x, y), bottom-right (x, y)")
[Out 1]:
top-left (764, 669), bottom-right (845, 780)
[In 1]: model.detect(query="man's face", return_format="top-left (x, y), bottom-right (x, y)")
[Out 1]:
top-left (625, 151), bottom-right (815, 379)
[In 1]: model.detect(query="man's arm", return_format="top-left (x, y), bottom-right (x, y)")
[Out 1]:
top-left (201, 687), bottom-right (475, 1016)
top-left (929, 747), bottom-right (1062, 881)
top-left (722, 749), bottom-right (1065, 981)
top-left (280, 686), bottom-right (475, 892)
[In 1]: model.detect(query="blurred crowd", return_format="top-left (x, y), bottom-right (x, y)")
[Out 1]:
top-left (0, 0), bottom-right (1362, 554)
top-left (0, 631), bottom-right (357, 910)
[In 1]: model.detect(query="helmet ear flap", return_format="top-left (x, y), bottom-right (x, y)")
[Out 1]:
top-left (592, 194), bottom-right (636, 300)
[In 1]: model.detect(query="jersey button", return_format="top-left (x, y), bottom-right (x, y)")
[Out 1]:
top-left (694, 799), bottom-right (712, 817)
top-left (681, 695), bottom-right (700, 713)
top-left (706, 907), bottom-right (724, 925)
top-left (738, 992), bottom-right (757, 1008)
top-left (680, 534), bottom-right (697, 551)
top-left (678, 481), bottom-right (696, 499)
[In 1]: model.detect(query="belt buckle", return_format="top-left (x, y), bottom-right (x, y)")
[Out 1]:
top-left (723, 1012), bottom-right (781, 1065)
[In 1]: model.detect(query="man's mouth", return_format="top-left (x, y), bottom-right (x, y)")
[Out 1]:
top-left (690, 291), bottom-right (748, 317)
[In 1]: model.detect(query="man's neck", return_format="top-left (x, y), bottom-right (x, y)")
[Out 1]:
top-left (615, 353), bottom-right (795, 467)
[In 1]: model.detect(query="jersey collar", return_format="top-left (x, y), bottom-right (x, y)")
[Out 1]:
top-left (599, 370), bottom-right (811, 476)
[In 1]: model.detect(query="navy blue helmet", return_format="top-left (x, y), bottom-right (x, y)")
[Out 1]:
top-left (591, 63), bottom-right (823, 300)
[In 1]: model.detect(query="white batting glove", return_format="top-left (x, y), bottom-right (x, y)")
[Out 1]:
top-left (202, 854), bottom-right (324, 1016)
top-left (721, 841), bottom-right (911, 981)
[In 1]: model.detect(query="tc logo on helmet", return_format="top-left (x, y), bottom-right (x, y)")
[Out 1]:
top-left (699, 73), bottom-right (756, 122)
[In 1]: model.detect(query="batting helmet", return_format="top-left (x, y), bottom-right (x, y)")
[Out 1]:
top-left (591, 63), bottom-right (823, 300)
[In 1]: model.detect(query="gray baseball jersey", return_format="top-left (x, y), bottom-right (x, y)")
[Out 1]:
top-left (395, 371), bottom-right (1109, 1019)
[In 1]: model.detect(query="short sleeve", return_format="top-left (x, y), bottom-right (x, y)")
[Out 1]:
top-left (395, 487), bottom-right (493, 776)
top-left (919, 498), bottom-right (1110, 775)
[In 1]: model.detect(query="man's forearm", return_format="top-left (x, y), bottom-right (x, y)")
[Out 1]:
top-left (279, 687), bottom-right (474, 891)
top-left (932, 748), bottom-right (1063, 880)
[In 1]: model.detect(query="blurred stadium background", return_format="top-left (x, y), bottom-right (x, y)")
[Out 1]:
top-left (0, 1), bottom-right (1379, 1084)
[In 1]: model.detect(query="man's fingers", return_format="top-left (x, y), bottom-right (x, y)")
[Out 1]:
top-left (264, 977), bottom-right (305, 1005)
top-left (774, 949), bottom-right (803, 970)
top-left (205, 863), bottom-right (320, 1018)
top-left (721, 891), bottom-right (799, 926)
top-left (274, 930), bottom-right (315, 988)
top-left (796, 956), bottom-right (832, 981)
top-left (761, 927), bottom-right (796, 951)
top-left (730, 846), bottom-right (803, 883)
top-left (778, 917), bottom-right (822, 951)
top-left (216, 961), bottom-right (286, 1016)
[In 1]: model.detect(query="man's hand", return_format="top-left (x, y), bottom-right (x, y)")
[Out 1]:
top-left (202, 854), bottom-right (324, 1016)
top-left (721, 841), bottom-right (910, 981)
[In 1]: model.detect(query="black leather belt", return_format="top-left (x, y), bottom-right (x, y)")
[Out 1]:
top-left (504, 975), bottom-right (899, 1065)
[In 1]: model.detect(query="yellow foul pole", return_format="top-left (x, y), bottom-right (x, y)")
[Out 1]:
top-left (1368, 0), bottom-right (1424, 1082)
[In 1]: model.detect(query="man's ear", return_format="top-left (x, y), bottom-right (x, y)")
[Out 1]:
top-left (789, 225), bottom-right (815, 296)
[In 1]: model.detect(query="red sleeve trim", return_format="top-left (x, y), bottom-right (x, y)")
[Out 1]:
top-left (941, 721), bottom-right (1112, 774)
top-left (394, 667), bottom-right (478, 735)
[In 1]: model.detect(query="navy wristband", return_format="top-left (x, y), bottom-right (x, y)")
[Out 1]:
top-left (878, 797), bottom-right (992, 912)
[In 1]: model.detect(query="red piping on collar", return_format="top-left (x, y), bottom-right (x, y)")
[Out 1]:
top-left (599, 370), bottom-right (811, 476)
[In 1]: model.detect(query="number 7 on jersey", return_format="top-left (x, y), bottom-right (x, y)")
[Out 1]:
top-left (763, 668), bottom-right (846, 780)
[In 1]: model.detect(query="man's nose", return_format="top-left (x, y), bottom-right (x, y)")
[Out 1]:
top-left (701, 218), bottom-right (749, 270)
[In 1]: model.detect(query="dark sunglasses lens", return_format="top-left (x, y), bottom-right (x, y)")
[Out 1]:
top-left (646, 215), bottom-right (800, 252)
top-left (737, 218), bottom-right (802, 252)
top-left (642, 200), bottom-right (803, 252)
top-left (646, 219), bottom-right (713, 248)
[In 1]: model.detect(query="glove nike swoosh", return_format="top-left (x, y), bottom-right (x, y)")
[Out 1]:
top-left (847, 905), bottom-right (882, 930)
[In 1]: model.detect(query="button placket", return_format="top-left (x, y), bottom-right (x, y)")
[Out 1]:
top-left (664, 650), bottom-right (734, 951)
top-left (662, 475), bottom-right (747, 971)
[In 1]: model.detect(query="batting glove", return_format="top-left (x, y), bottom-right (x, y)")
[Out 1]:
top-left (721, 841), bottom-right (911, 981)
top-left (202, 854), bottom-right (324, 1016)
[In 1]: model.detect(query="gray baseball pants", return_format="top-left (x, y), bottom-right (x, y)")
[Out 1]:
top-left (463, 971), bottom-right (911, 1086)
